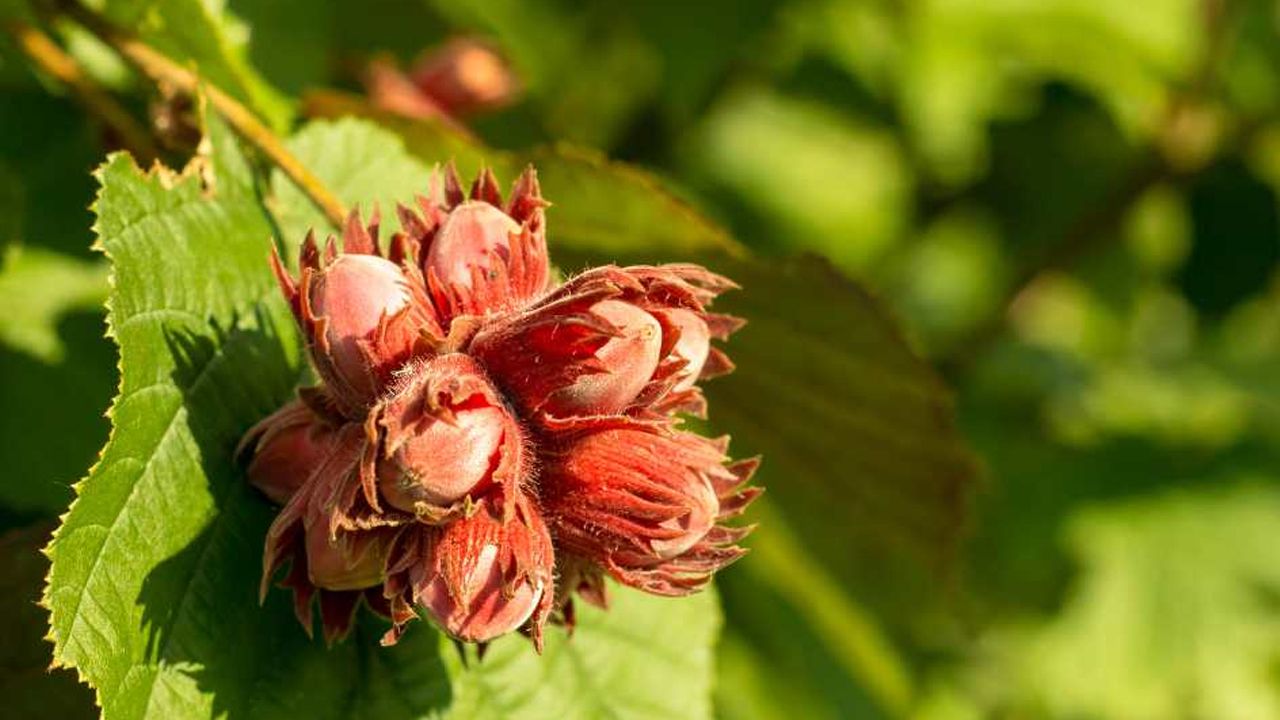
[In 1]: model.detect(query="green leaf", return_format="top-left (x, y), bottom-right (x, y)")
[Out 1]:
top-left (43, 115), bottom-right (314, 716)
top-left (706, 255), bottom-right (976, 621)
top-left (716, 513), bottom-right (903, 720)
top-left (41, 114), bottom-right (456, 720)
top-left (218, 0), bottom-right (333, 95)
top-left (1015, 481), bottom-right (1280, 719)
top-left (0, 246), bottom-right (108, 363)
top-left (270, 117), bottom-right (432, 245)
top-left (523, 144), bottom-right (742, 262)
top-left (0, 247), bottom-right (114, 515)
top-left (791, 0), bottom-right (1198, 184)
top-left (102, 0), bottom-right (292, 130)
top-left (445, 586), bottom-right (720, 720)
top-left (686, 89), bottom-right (912, 271)
top-left (47, 115), bottom-right (723, 719)
top-left (296, 100), bottom-right (743, 260)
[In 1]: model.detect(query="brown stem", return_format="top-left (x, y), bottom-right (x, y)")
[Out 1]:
top-left (61, 3), bottom-right (348, 228)
top-left (3, 18), bottom-right (161, 163)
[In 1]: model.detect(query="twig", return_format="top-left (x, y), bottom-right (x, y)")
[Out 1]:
top-left (3, 18), bottom-right (161, 163)
top-left (60, 2), bottom-right (348, 228)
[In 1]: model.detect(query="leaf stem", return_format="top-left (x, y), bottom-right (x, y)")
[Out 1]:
top-left (3, 18), bottom-right (161, 164)
top-left (60, 2), bottom-right (348, 228)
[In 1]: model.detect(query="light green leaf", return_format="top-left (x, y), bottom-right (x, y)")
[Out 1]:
top-left (686, 89), bottom-right (912, 271)
top-left (270, 117), bottom-right (432, 244)
top-left (1022, 481), bottom-right (1280, 720)
top-left (794, 0), bottom-right (1199, 184)
top-left (42, 115), bottom-right (320, 717)
top-left (0, 246), bottom-right (108, 362)
top-left (446, 586), bottom-right (719, 720)
top-left (42, 113), bottom-right (457, 719)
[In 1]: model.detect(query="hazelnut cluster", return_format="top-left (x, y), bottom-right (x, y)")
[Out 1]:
top-left (240, 165), bottom-right (759, 647)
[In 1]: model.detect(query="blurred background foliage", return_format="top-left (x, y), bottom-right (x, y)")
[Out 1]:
top-left (2, 0), bottom-right (1279, 718)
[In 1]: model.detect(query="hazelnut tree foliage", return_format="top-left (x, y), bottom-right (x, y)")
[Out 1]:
top-left (2, 2), bottom-right (972, 718)
top-left (3, 0), bottom-right (1278, 720)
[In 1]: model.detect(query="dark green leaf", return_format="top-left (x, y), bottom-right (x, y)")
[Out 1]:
top-left (707, 255), bottom-right (976, 621)
top-left (0, 522), bottom-right (97, 719)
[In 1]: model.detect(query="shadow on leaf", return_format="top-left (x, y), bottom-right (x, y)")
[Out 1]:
top-left (133, 308), bottom-right (454, 718)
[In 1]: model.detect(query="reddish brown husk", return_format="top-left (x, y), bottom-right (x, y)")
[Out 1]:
top-left (257, 420), bottom-right (409, 643)
top-left (390, 163), bottom-right (550, 324)
top-left (410, 39), bottom-right (519, 116)
top-left (243, 166), bottom-right (757, 651)
top-left (383, 493), bottom-right (555, 648)
top-left (375, 354), bottom-right (528, 520)
top-left (304, 517), bottom-right (397, 591)
top-left (541, 429), bottom-right (759, 599)
top-left (365, 38), bottom-right (519, 122)
top-left (240, 398), bottom-right (339, 506)
top-left (469, 264), bottom-right (742, 425)
top-left (272, 209), bottom-right (444, 417)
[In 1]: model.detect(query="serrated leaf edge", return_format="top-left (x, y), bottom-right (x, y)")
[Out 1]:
top-left (37, 148), bottom-right (241, 708)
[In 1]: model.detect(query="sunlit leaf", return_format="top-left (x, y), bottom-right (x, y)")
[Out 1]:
top-left (270, 116), bottom-right (431, 244)
top-left (446, 587), bottom-right (719, 720)
top-left (1023, 482), bottom-right (1280, 720)
top-left (46, 114), bottom-right (722, 719)
top-left (686, 89), bottom-right (911, 270)
top-left (43, 111), bottom-right (312, 719)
